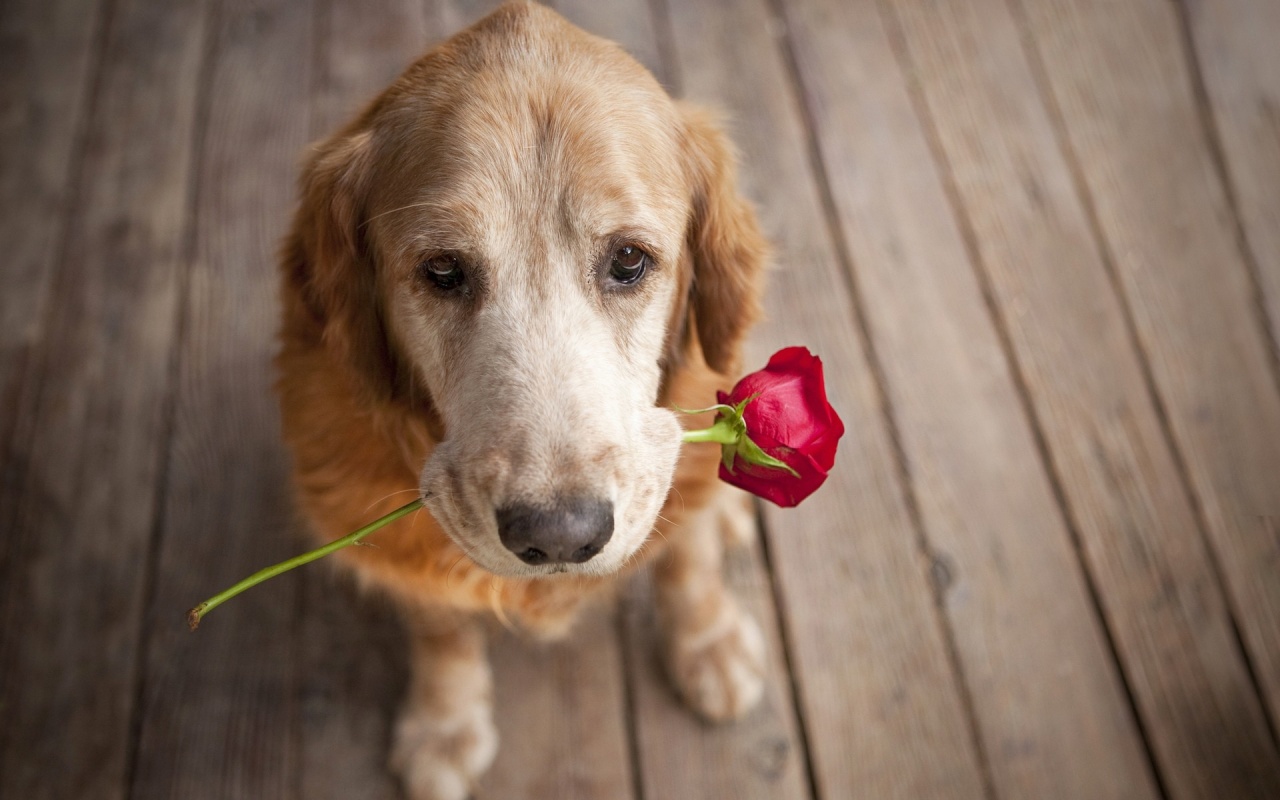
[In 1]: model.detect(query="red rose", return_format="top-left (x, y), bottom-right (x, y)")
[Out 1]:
top-left (187, 346), bottom-right (846, 629)
top-left (714, 347), bottom-right (844, 507)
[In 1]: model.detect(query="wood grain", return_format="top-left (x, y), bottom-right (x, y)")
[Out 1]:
top-left (0, 0), bottom-right (208, 796)
top-left (433, 0), bottom-right (507, 41)
top-left (128, 0), bottom-right (313, 796)
top-left (551, 0), bottom-right (670, 89)
top-left (780, 0), bottom-right (1165, 796)
top-left (5, 1), bottom-right (1280, 797)
top-left (883, 0), bottom-right (1280, 796)
top-left (299, 570), bottom-right (409, 800)
top-left (622, 547), bottom-right (809, 800)
top-left (1011, 0), bottom-right (1280, 784)
top-left (661, 0), bottom-right (992, 797)
top-left (486, 607), bottom-right (637, 799)
top-left (1182, 0), bottom-right (1280, 360)
top-left (0, 0), bottom-right (105, 459)
top-left (312, 0), bottom-right (431, 140)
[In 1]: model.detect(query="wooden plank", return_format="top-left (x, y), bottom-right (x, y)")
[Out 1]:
top-left (1182, 0), bottom-right (1280, 724)
top-left (882, 0), bottom-right (1280, 796)
top-left (128, 0), bottom-right (314, 796)
top-left (551, 0), bottom-right (671, 89)
top-left (0, 0), bottom-right (208, 796)
top-left (1183, 0), bottom-right (1280, 359)
top-left (1012, 0), bottom-right (1280, 762)
top-left (660, 1), bottom-right (992, 798)
top-left (311, 0), bottom-right (430, 142)
top-left (296, 2), bottom-right (428, 796)
top-left (623, 546), bottom-right (811, 799)
top-left (432, 0), bottom-right (506, 39)
top-left (777, 0), bottom-right (1163, 795)
top-left (0, 0), bottom-right (104, 456)
top-left (299, 570), bottom-right (408, 800)
top-left (485, 607), bottom-right (637, 799)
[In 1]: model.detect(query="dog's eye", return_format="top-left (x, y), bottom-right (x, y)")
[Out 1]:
top-left (608, 244), bottom-right (648, 286)
top-left (419, 254), bottom-right (466, 292)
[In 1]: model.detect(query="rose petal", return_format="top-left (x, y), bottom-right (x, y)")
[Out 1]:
top-left (715, 346), bottom-right (844, 507)
top-left (718, 446), bottom-right (830, 508)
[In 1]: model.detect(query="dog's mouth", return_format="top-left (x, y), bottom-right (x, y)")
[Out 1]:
top-left (417, 407), bottom-right (683, 579)
top-left (418, 486), bottom-right (647, 579)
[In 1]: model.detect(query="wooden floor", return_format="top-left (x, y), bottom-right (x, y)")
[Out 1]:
top-left (2, 0), bottom-right (1279, 797)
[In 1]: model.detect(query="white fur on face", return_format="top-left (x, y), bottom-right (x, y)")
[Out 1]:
top-left (378, 66), bottom-right (691, 578)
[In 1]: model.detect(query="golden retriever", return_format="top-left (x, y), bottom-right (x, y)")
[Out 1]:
top-left (275, 3), bottom-right (768, 797)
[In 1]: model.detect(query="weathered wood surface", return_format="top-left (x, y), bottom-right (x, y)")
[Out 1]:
top-left (864, 0), bottom-right (1279, 797)
top-left (622, 545), bottom-right (811, 800)
top-left (1007, 1), bottom-right (1280, 794)
top-left (0, 0), bottom-right (207, 797)
top-left (1181, 0), bottom-right (1280, 723)
top-left (128, 0), bottom-right (312, 796)
top-left (1183, 0), bottom-right (1280, 363)
top-left (553, 0), bottom-right (670, 89)
top-left (487, 607), bottom-right (638, 799)
top-left (0, 0), bottom-right (103, 459)
top-left (780, 1), bottom-right (1157, 797)
top-left (664, 0), bottom-right (992, 798)
top-left (3, 0), bottom-right (1280, 798)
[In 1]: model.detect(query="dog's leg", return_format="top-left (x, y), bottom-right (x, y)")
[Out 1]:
top-left (391, 608), bottom-right (497, 800)
top-left (654, 488), bottom-right (766, 721)
top-left (716, 486), bottom-right (758, 549)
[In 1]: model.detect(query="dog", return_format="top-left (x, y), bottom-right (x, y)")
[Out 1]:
top-left (275, 3), bottom-right (769, 797)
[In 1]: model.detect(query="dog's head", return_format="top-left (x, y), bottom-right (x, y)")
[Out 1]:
top-left (288, 2), bottom-right (766, 577)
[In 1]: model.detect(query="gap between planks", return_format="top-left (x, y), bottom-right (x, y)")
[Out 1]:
top-left (1004, 0), bottom-right (1280, 758)
top-left (120, 0), bottom-right (224, 794)
top-left (764, 0), bottom-right (998, 795)
top-left (870, 0), bottom-right (1172, 795)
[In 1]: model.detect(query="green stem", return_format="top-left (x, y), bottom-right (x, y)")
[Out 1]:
top-left (681, 421), bottom-right (739, 445)
top-left (188, 418), bottom-right (745, 631)
top-left (186, 498), bottom-right (423, 631)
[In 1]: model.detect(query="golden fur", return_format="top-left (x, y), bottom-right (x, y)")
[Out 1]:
top-left (275, 4), bottom-right (767, 796)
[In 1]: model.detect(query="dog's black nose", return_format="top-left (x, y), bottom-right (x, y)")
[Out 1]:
top-left (495, 497), bottom-right (614, 565)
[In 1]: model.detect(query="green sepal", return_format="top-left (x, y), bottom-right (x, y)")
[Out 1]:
top-left (681, 392), bottom-right (800, 478)
top-left (735, 435), bottom-right (800, 477)
top-left (721, 443), bottom-right (737, 473)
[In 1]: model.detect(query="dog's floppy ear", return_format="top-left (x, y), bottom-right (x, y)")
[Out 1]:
top-left (678, 104), bottom-right (768, 376)
top-left (285, 128), bottom-right (405, 405)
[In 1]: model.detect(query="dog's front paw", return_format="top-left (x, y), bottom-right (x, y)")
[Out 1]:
top-left (391, 702), bottom-right (498, 800)
top-left (666, 600), bottom-right (767, 722)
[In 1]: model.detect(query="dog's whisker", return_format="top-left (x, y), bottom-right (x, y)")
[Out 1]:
top-left (360, 487), bottom-right (421, 517)
top-left (406, 507), bottom-right (428, 534)
top-left (488, 580), bottom-right (518, 633)
top-left (623, 536), bottom-right (656, 570)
